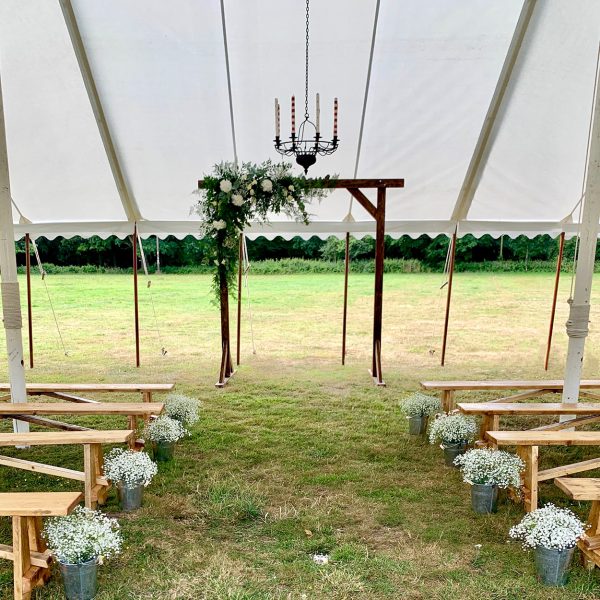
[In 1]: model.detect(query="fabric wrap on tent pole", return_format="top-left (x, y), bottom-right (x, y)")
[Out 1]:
top-left (1, 282), bottom-right (22, 329)
top-left (565, 302), bottom-right (590, 338)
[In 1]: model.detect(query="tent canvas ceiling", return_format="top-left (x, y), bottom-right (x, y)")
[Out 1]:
top-left (0, 0), bottom-right (599, 240)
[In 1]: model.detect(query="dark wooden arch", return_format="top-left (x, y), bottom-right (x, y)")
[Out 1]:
top-left (197, 178), bottom-right (404, 387)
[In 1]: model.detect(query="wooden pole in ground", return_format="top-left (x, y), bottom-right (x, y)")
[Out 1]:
top-left (236, 233), bottom-right (243, 366)
top-left (371, 187), bottom-right (386, 385)
top-left (25, 234), bottom-right (33, 368)
top-left (544, 231), bottom-right (565, 371)
top-left (217, 266), bottom-right (233, 386)
top-left (133, 225), bottom-right (140, 367)
top-left (441, 231), bottom-right (457, 366)
top-left (342, 232), bottom-right (350, 365)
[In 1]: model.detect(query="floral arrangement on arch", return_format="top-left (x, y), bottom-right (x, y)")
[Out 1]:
top-left (194, 161), bottom-right (333, 300)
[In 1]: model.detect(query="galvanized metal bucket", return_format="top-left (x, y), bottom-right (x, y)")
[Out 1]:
top-left (443, 441), bottom-right (467, 467)
top-left (471, 483), bottom-right (499, 514)
top-left (534, 545), bottom-right (575, 586)
top-left (153, 441), bottom-right (175, 462)
top-left (408, 416), bottom-right (428, 436)
top-left (118, 482), bottom-right (144, 511)
top-left (59, 557), bottom-right (98, 600)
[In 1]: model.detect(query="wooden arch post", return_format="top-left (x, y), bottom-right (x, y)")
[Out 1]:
top-left (198, 178), bottom-right (404, 388)
top-left (341, 232), bottom-right (350, 365)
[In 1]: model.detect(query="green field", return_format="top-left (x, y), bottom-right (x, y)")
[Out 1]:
top-left (1, 272), bottom-right (600, 599)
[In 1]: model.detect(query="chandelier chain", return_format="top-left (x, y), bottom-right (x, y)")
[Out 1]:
top-left (304, 0), bottom-right (310, 120)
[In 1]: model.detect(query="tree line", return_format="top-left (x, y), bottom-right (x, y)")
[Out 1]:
top-left (14, 233), bottom-right (581, 272)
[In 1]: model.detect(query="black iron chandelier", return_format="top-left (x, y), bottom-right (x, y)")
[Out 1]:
top-left (274, 0), bottom-right (339, 173)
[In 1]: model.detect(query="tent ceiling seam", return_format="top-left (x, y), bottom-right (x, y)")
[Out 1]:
top-left (347, 0), bottom-right (381, 219)
top-left (450, 0), bottom-right (537, 223)
top-left (220, 0), bottom-right (238, 165)
top-left (58, 0), bottom-right (142, 223)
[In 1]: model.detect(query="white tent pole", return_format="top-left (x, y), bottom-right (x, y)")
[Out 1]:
top-left (0, 73), bottom-right (29, 433)
top-left (58, 0), bottom-right (141, 223)
top-left (561, 71), bottom-right (600, 406)
top-left (451, 0), bottom-right (537, 221)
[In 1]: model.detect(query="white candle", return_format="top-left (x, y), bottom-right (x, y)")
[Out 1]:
top-left (316, 93), bottom-right (320, 135)
top-left (291, 95), bottom-right (296, 135)
top-left (333, 97), bottom-right (338, 137)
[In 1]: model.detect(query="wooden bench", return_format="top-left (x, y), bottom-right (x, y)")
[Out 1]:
top-left (0, 402), bottom-right (164, 441)
top-left (487, 431), bottom-right (600, 512)
top-left (555, 477), bottom-right (600, 570)
top-left (0, 491), bottom-right (82, 600)
top-left (0, 430), bottom-right (134, 509)
top-left (421, 380), bottom-right (600, 412)
top-left (0, 383), bottom-right (175, 405)
top-left (458, 402), bottom-right (600, 443)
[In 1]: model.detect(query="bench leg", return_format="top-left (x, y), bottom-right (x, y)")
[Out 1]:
top-left (84, 444), bottom-right (108, 509)
top-left (13, 516), bottom-right (31, 600)
top-left (517, 445), bottom-right (538, 512)
top-left (128, 416), bottom-right (138, 448)
top-left (142, 391), bottom-right (152, 403)
top-left (442, 390), bottom-right (455, 413)
top-left (479, 414), bottom-right (500, 447)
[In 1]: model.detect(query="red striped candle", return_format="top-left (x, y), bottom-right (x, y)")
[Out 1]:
top-left (333, 97), bottom-right (338, 137)
top-left (291, 95), bottom-right (296, 135)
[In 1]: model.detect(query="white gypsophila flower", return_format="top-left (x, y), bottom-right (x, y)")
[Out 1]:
top-left (261, 179), bottom-right (273, 192)
top-left (212, 220), bottom-right (227, 230)
top-left (509, 503), bottom-right (586, 550)
top-left (103, 448), bottom-right (158, 488)
top-left (145, 415), bottom-right (187, 444)
top-left (164, 393), bottom-right (201, 426)
top-left (231, 193), bottom-right (245, 207)
top-left (44, 506), bottom-right (122, 565)
top-left (428, 413), bottom-right (477, 446)
top-left (219, 179), bottom-right (232, 193)
top-left (400, 393), bottom-right (441, 418)
top-left (453, 449), bottom-right (524, 489)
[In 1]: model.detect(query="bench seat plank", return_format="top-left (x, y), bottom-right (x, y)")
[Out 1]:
top-left (0, 383), bottom-right (174, 393)
top-left (0, 430), bottom-right (134, 446)
top-left (459, 402), bottom-right (600, 415)
top-left (555, 477), bottom-right (600, 501)
top-left (0, 492), bottom-right (82, 516)
top-left (487, 431), bottom-right (600, 446)
top-left (421, 380), bottom-right (600, 391)
top-left (0, 402), bottom-right (164, 416)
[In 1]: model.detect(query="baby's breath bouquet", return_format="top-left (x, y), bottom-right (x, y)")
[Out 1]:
top-left (400, 393), bottom-right (441, 418)
top-left (44, 506), bottom-right (122, 565)
top-left (145, 415), bottom-right (187, 444)
top-left (428, 413), bottom-right (477, 446)
top-left (164, 393), bottom-right (201, 427)
top-left (103, 448), bottom-right (158, 488)
top-left (510, 504), bottom-right (586, 550)
top-left (454, 449), bottom-right (524, 489)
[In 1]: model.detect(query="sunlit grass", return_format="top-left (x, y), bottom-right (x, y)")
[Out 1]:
top-left (0, 272), bottom-right (599, 598)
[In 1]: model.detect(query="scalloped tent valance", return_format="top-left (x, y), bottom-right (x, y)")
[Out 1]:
top-left (1, 0), bottom-right (599, 240)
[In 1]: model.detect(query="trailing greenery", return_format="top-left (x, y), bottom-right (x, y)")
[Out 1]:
top-left (193, 161), bottom-right (333, 300)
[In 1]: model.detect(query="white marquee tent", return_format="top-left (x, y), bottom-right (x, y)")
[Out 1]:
top-left (1, 0), bottom-right (600, 424)
top-left (0, 0), bottom-right (599, 241)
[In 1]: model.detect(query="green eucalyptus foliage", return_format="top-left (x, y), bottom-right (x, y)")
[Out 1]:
top-left (194, 160), bottom-right (334, 301)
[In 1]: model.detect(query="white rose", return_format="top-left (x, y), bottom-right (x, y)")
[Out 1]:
top-left (250, 189), bottom-right (255, 196)
top-left (288, 185), bottom-right (295, 192)
top-left (212, 219), bottom-right (227, 230)
top-left (261, 179), bottom-right (273, 193)
top-left (241, 174), bottom-right (247, 181)
top-left (219, 179), bottom-right (232, 193)
top-left (231, 194), bottom-right (244, 206)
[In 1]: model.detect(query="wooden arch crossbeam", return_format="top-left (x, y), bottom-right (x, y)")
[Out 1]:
top-left (197, 178), bottom-right (405, 387)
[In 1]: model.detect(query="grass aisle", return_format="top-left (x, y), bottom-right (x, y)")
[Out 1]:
top-left (0, 272), bottom-right (599, 598)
